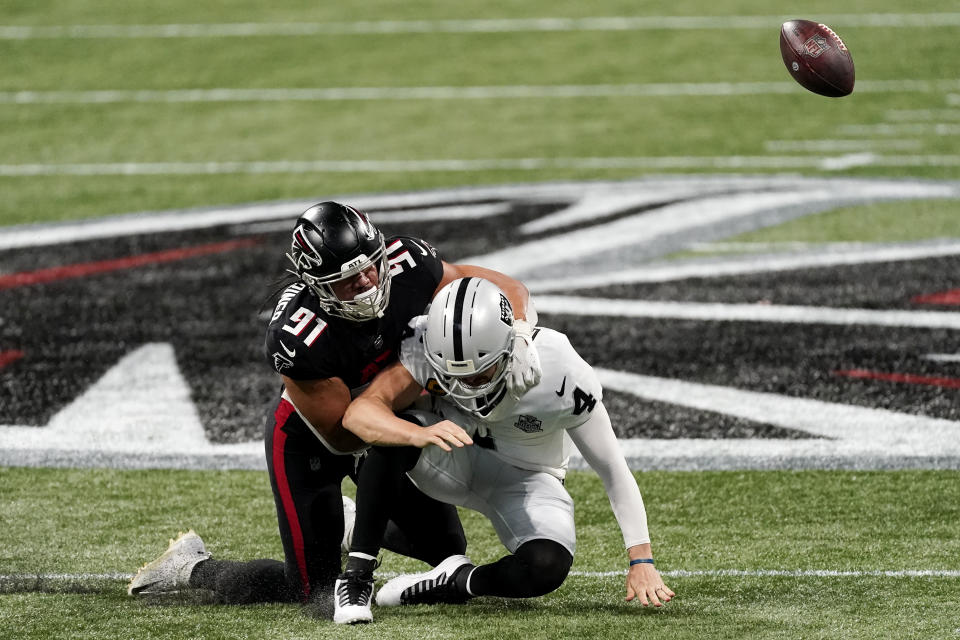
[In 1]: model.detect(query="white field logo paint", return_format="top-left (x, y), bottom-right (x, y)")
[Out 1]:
top-left (2, 175), bottom-right (960, 470)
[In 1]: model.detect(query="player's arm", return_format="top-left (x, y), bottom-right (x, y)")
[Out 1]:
top-left (342, 360), bottom-right (474, 451)
top-left (281, 375), bottom-right (366, 452)
top-left (439, 261), bottom-right (535, 324)
top-left (567, 401), bottom-right (675, 607)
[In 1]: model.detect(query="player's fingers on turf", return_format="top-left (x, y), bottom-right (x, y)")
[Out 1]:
top-left (653, 583), bottom-right (674, 603)
top-left (632, 585), bottom-right (650, 606)
top-left (647, 588), bottom-right (663, 607)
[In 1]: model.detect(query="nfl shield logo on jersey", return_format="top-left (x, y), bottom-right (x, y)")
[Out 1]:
top-left (514, 415), bottom-right (543, 433)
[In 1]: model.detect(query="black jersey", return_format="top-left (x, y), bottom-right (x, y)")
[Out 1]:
top-left (264, 236), bottom-right (443, 391)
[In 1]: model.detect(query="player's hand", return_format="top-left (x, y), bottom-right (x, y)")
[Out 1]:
top-left (625, 563), bottom-right (674, 607)
top-left (506, 319), bottom-right (542, 399)
top-left (408, 419), bottom-right (473, 452)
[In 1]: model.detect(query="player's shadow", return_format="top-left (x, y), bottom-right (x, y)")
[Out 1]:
top-left (376, 595), bottom-right (678, 621)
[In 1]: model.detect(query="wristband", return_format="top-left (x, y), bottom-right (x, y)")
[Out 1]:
top-left (629, 558), bottom-right (654, 566)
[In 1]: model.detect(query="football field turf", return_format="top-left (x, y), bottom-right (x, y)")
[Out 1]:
top-left (2, 0), bottom-right (960, 638)
top-left (3, 0), bottom-right (960, 226)
top-left (3, 467), bottom-right (959, 639)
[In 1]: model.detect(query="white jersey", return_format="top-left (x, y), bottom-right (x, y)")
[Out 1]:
top-left (400, 319), bottom-right (603, 479)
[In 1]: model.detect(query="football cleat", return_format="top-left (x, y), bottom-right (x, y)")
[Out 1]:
top-left (127, 529), bottom-right (211, 596)
top-left (375, 554), bottom-right (474, 606)
top-left (341, 495), bottom-right (356, 553)
top-left (332, 569), bottom-right (375, 624)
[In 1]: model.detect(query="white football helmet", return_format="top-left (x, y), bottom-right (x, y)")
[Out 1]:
top-left (424, 278), bottom-right (516, 417)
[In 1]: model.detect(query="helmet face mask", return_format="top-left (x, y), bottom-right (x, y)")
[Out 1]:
top-left (423, 278), bottom-right (516, 417)
top-left (285, 202), bottom-right (392, 321)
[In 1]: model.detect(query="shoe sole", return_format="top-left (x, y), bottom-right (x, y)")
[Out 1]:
top-left (333, 608), bottom-right (373, 625)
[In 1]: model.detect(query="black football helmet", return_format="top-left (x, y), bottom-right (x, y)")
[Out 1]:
top-left (285, 201), bottom-right (391, 321)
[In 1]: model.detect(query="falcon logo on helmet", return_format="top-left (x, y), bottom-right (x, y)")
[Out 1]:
top-left (291, 225), bottom-right (324, 270)
top-left (423, 277), bottom-right (516, 417)
top-left (285, 201), bottom-right (392, 322)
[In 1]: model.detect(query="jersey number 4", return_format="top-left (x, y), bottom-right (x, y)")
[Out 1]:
top-left (572, 386), bottom-right (597, 415)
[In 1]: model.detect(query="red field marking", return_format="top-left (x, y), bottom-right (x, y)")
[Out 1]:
top-left (0, 238), bottom-right (261, 291)
top-left (834, 369), bottom-right (960, 389)
top-left (912, 289), bottom-right (960, 306)
top-left (0, 350), bottom-right (24, 369)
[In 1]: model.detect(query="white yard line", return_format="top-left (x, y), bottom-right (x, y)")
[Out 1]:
top-left (837, 123), bottom-right (960, 136)
top-left (4, 569), bottom-right (960, 586)
top-left (686, 241), bottom-right (876, 252)
top-left (581, 569), bottom-right (960, 578)
top-left (535, 297), bottom-right (960, 330)
top-left (3, 568), bottom-right (957, 585)
top-left (885, 109), bottom-right (960, 122)
top-left (1, 14), bottom-right (959, 39)
top-left (4, 155), bottom-right (960, 178)
top-left (925, 353), bottom-right (960, 363)
top-left (3, 80), bottom-right (960, 105)
top-left (764, 140), bottom-right (922, 152)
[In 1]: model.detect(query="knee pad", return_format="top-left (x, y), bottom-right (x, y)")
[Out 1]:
top-left (515, 539), bottom-right (573, 596)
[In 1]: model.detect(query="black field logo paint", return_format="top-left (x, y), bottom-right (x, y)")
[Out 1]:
top-left (2, 176), bottom-right (960, 470)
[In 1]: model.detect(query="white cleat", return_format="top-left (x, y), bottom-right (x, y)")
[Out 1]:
top-left (127, 529), bottom-right (211, 596)
top-left (332, 569), bottom-right (374, 624)
top-left (341, 495), bottom-right (356, 553)
top-left (375, 554), bottom-right (474, 606)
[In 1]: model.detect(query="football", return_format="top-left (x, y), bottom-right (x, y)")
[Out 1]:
top-left (779, 20), bottom-right (855, 97)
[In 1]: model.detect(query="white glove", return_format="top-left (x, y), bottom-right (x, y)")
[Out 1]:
top-left (506, 319), bottom-right (542, 399)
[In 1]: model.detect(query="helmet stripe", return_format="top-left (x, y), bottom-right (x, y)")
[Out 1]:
top-left (451, 277), bottom-right (473, 361)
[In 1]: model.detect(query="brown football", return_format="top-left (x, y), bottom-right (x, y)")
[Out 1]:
top-left (779, 20), bottom-right (855, 97)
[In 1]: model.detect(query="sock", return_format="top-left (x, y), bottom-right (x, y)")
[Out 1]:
top-left (349, 447), bottom-right (409, 558)
top-left (188, 558), bottom-right (293, 604)
top-left (454, 564), bottom-right (476, 597)
top-left (344, 552), bottom-right (377, 574)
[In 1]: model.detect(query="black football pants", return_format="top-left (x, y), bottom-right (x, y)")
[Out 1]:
top-left (189, 394), bottom-right (466, 606)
